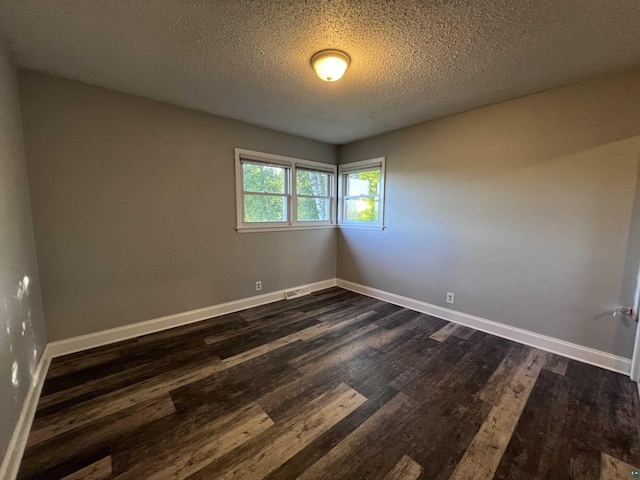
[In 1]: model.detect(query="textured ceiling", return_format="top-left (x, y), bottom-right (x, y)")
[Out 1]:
top-left (1, 1), bottom-right (640, 144)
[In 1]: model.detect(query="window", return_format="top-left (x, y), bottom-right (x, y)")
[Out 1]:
top-left (235, 149), bottom-right (337, 232)
top-left (296, 168), bottom-right (332, 222)
top-left (339, 157), bottom-right (386, 229)
top-left (241, 162), bottom-right (289, 223)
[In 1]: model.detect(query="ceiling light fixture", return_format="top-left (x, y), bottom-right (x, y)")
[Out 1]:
top-left (311, 49), bottom-right (351, 82)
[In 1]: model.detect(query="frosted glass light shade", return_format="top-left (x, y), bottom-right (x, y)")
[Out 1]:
top-left (311, 50), bottom-right (350, 82)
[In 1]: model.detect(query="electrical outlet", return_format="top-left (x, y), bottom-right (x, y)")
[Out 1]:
top-left (446, 292), bottom-right (454, 304)
top-left (256, 281), bottom-right (262, 291)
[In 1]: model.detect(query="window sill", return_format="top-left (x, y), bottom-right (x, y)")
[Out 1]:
top-left (236, 225), bottom-right (338, 234)
top-left (339, 225), bottom-right (386, 231)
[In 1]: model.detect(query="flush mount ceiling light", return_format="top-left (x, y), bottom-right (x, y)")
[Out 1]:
top-left (311, 49), bottom-right (351, 82)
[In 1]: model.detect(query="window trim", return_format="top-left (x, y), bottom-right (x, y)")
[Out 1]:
top-left (338, 157), bottom-right (386, 230)
top-left (235, 148), bottom-right (337, 233)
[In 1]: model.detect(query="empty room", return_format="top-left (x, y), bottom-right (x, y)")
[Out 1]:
top-left (2, 1), bottom-right (640, 479)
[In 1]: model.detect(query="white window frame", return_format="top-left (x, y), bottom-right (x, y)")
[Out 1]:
top-left (338, 157), bottom-right (386, 230)
top-left (235, 148), bottom-right (337, 233)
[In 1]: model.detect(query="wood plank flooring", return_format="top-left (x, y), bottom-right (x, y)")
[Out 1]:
top-left (18, 288), bottom-right (640, 479)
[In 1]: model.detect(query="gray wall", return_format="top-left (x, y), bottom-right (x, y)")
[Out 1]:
top-left (16, 67), bottom-right (640, 360)
top-left (338, 68), bottom-right (640, 359)
top-left (0, 49), bottom-right (46, 462)
top-left (19, 71), bottom-right (337, 342)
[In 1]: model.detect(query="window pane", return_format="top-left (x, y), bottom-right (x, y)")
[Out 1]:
top-left (244, 194), bottom-right (287, 222)
top-left (242, 162), bottom-right (286, 194)
top-left (346, 168), bottom-right (380, 196)
top-left (297, 169), bottom-right (329, 196)
top-left (297, 197), bottom-right (329, 221)
top-left (345, 197), bottom-right (379, 222)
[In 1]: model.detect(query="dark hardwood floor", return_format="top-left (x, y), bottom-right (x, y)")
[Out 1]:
top-left (18, 287), bottom-right (640, 479)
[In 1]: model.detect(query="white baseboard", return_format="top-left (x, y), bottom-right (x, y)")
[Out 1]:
top-left (44, 275), bottom-right (632, 375)
top-left (337, 279), bottom-right (632, 375)
top-left (47, 279), bottom-right (337, 358)
top-left (0, 345), bottom-right (51, 480)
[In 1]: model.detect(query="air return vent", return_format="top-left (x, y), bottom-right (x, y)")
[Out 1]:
top-left (285, 286), bottom-right (311, 300)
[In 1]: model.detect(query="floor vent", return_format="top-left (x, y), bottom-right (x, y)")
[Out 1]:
top-left (285, 286), bottom-right (311, 300)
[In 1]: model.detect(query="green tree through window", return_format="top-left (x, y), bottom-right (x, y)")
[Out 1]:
top-left (242, 162), bottom-right (287, 222)
top-left (236, 149), bottom-right (338, 231)
top-left (297, 169), bottom-right (330, 221)
top-left (345, 169), bottom-right (381, 222)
